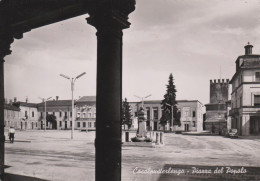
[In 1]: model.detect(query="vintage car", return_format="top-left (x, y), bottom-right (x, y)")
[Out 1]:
top-left (227, 129), bottom-right (238, 138)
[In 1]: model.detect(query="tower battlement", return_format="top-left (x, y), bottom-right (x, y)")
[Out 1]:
top-left (210, 79), bottom-right (229, 84)
top-left (209, 78), bottom-right (229, 104)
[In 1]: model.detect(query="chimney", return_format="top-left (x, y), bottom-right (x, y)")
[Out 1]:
top-left (14, 97), bottom-right (17, 103)
top-left (244, 42), bottom-right (253, 55)
top-left (218, 79), bottom-right (220, 83)
top-left (9, 99), bottom-right (12, 104)
top-left (214, 79), bottom-right (216, 83)
top-left (56, 96), bottom-right (59, 101)
top-left (26, 97), bottom-right (28, 103)
top-left (210, 80), bottom-right (213, 84)
top-left (222, 79), bottom-right (224, 83)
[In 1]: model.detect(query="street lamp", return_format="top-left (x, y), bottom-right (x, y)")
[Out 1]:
top-left (39, 97), bottom-right (52, 131)
top-left (166, 103), bottom-right (173, 132)
top-left (134, 94), bottom-right (152, 108)
top-left (60, 72), bottom-right (86, 139)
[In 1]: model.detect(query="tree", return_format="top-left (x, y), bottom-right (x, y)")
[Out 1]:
top-left (160, 73), bottom-right (180, 131)
top-left (46, 114), bottom-right (57, 129)
top-left (121, 98), bottom-right (132, 130)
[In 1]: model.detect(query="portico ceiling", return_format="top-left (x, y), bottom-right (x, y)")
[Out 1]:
top-left (0, 0), bottom-right (91, 38)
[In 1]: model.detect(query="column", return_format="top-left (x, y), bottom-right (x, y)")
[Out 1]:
top-left (0, 26), bottom-right (14, 179)
top-left (87, 1), bottom-right (135, 181)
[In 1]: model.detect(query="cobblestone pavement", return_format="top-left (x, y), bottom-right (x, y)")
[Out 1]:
top-left (4, 130), bottom-right (260, 181)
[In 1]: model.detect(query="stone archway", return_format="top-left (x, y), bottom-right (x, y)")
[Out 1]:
top-left (0, 1), bottom-right (136, 181)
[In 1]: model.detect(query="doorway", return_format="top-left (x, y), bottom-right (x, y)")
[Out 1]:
top-left (250, 116), bottom-right (260, 135)
top-left (184, 124), bottom-right (189, 132)
top-left (153, 121), bottom-right (157, 131)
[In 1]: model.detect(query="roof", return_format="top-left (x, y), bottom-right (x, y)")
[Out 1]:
top-left (37, 100), bottom-right (72, 107)
top-left (13, 102), bottom-right (37, 108)
top-left (130, 100), bottom-right (203, 105)
top-left (230, 54), bottom-right (260, 83)
top-left (4, 104), bottom-right (20, 111)
top-left (76, 96), bottom-right (96, 103)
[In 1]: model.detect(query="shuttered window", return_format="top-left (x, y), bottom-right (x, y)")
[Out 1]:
top-left (254, 95), bottom-right (260, 106)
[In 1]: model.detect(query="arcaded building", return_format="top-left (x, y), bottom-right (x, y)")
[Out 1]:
top-left (229, 43), bottom-right (260, 135)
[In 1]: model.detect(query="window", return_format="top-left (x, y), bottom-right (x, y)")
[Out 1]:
top-left (134, 112), bottom-right (137, 117)
top-left (77, 122), bottom-right (80, 127)
top-left (254, 95), bottom-right (260, 106)
top-left (88, 113), bottom-right (91, 118)
top-left (65, 112), bottom-right (67, 118)
top-left (94, 113), bottom-right (96, 118)
top-left (70, 121), bottom-right (72, 126)
top-left (88, 122), bottom-right (92, 127)
top-left (60, 121), bottom-right (62, 127)
top-left (146, 107), bottom-right (150, 120)
top-left (82, 113), bottom-right (85, 118)
top-left (32, 111), bottom-right (34, 117)
top-left (94, 122), bottom-right (96, 128)
top-left (53, 112), bottom-right (55, 116)
top-left (25, 111), bottom-right (28, 118)
top-left (36, 123), bottom-right (37, 127)
top-left (256, 72), bottom-right (260, 81)
top-left (240, 97), bottom-right (242, 107)
top-left (41, 112), bottom-right (43, 118)
top-left (153, 107), bottom-right (158, 119)
top-left (83, 122), bottom-right (86, 127)
top-left (192, 111), bottom-right (196, 117)
top-left (193, 121), bottom-right (196, 127)
top-left (60, 112), bottom-right (62, 117)
top-left (70, 112), bottom-right (72, 117)
top-left (183, 108), bottom-right (190, 117)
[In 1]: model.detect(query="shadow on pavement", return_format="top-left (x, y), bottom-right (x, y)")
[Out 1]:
top-left (4, 173), bottom-right (47, 181)
top-left (157, 164), bottom-right (260, 181)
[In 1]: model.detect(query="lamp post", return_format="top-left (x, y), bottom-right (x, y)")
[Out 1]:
top-left (39, 97), bottom-right (52, 131)
top-left (60, 72), bottom-right (86, 139)
top-left (134, 94), bottom-right (152, 108)
top-left (166, 103), bottom-right (173, 132)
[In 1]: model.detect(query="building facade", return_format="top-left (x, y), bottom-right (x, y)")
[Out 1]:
top-left (129, 100), bottom-right (204, 132)
top-left (37, 97), bottom-right (73, 130)
top-left (4, 103), bottom-right (21, 129)
top-left (12, 99), bottom-right (39, 130)
top-left (229, 43), bottom-right (260, 135)
top-left (75, 96), bottom-right (96, 131)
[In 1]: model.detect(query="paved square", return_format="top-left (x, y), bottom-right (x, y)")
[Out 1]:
top-left (4, 130), bottom-right (260, 181)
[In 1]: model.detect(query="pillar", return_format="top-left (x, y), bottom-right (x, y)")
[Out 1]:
top-left (87, 1), bottom-right (135, 181)
top-left (160, 132), bottom-right (164, 144)
top-left (0, 24), bottom-right (14, 179)
top-left (156, 132), bottom-right (159, 144)
top-left (125, 132), bottom-right (129, 142)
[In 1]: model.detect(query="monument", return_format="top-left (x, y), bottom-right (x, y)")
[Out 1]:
top-left (131, 105), bottom-right (152, 142)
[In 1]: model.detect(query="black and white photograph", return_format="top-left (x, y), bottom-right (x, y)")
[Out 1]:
top-left (0, 0), bottom-right (260, 180)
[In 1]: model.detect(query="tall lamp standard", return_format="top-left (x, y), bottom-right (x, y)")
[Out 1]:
top-left (39, 97), bottom-right (52, 131)
top-left (166, 103), bottom-right (173, 132)
top-left (134, 94), bottom-right (152, 108)
top-left (60, 72), bottom-right (86, 139)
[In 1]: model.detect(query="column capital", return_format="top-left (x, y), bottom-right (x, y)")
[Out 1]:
top-left (0, 28), bottom-right (14, 60)
top-left (87, 0), bottom-right (136, 31)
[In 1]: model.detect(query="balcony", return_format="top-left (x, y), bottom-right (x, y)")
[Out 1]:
top-left (229, 108), bottom-right (239, 116)
top-left (76, 118), bottom-right (96, 121)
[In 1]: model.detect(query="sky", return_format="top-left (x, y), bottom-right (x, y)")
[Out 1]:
top-left (4, 0), bottom-right (260, 105)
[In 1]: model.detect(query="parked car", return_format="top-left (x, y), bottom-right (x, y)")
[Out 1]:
top-left (227, 129), bottom-right (238, 138)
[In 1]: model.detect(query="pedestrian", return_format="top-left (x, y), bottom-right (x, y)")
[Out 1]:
top-left (8, 126), bottom-right (15, 143)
